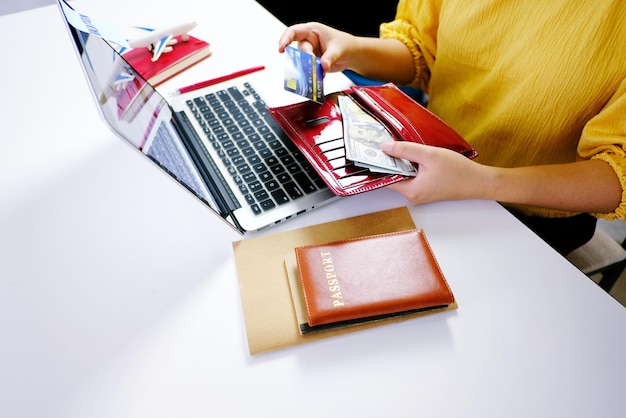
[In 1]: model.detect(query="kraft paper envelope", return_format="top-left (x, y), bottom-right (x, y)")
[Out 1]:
top-left (232, 206), bottom-right (451, 355)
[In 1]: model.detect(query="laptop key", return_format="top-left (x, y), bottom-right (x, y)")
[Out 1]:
top-left (252, 162), bottom-right (268, 173)
top-left (242, 172), bottom-right (256, 183)
top-left (271, 189), bottom-right (290, 205)
top-left (270, 164), bottom-right (286, 175)
top-left (254, 190), bottom-right (270, 201)
top-left (293, 172), bottom-right (317, 194)
top-left (259, 199), bottom-right (276, 211)
top-left (248, 180), bottom-right (263, 192)
top-left (284, 181), bottom-right (304, 199)
top-left (275, 172), bottom-right (290, 183)
top-left (250, 203), bottom-right (262, 215)
top-left (228, 86), bottom-right (244, 101)
top-left (286, 163), bottom-right (301, 174)
top-left (259, 171), bottom-right (273, 182)
top-left (265, 179), bottom-right (280, 191)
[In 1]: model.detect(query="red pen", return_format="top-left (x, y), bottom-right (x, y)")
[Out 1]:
top-left (170, 65), bottom-right (266, 95)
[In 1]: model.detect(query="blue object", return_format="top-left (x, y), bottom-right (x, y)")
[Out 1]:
top-left (342, 69), bottom-right (427, 105)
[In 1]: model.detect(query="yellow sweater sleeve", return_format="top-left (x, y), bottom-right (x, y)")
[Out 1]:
top-left (584, 76), bottom-right (626, 220)
top-left (379, 0), bottom-right (441, 92)
top-left (379, 0), bottom-right (626, 220)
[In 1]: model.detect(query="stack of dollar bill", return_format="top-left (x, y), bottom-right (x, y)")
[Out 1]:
top-left (338, 96), bottom-right (417, 176)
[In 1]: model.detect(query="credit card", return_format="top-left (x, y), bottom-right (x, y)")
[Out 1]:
top-left (284, 45), bottom-right (324, 103)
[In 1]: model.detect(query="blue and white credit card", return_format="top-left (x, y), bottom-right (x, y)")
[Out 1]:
top-left (284, 45), bottom-right (324, 103)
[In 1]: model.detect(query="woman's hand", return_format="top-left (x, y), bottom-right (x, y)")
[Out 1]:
top-left (278, 22), bottom-right (357, 74)
top-left (381, 141), bottom-right (485, 204)
top-left (278, 22), bottom-right (416, 84)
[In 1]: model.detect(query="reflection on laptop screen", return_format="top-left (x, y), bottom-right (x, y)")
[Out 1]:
top-left (60, 2), bottom-right (214, 209)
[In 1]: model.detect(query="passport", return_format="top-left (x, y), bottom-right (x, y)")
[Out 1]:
top-left (286, 229), bottom-right (456, 334)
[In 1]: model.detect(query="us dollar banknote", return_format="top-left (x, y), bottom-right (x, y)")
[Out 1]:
top-left (339, 95), bottom-right (417, 176)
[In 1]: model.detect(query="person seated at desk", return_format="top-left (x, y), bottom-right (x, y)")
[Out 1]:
top-left (278, 0), bottom-right (626, 256)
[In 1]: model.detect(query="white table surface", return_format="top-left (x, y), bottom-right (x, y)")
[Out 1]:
top-left (1, 1), bottom-right (625, 417)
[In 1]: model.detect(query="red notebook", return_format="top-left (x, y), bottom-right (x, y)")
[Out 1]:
top-left (121, 35), bottom-right (211, 86)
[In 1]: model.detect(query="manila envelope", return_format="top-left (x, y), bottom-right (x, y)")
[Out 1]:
top-left (232, 206), bottom-right (450, 355)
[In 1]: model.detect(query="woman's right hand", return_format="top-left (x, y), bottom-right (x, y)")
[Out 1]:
top-left (278, 22), bottom-right (357, 74)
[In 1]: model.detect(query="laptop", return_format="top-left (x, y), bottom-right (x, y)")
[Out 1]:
top-left (56, 0), bottom-right (337, 234)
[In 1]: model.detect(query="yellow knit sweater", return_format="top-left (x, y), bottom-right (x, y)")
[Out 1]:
top-left (380, 0), bottom-right (626, 220)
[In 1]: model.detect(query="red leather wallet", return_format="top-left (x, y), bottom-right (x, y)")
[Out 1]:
top-left (268, 83), bottom-right (477, 196)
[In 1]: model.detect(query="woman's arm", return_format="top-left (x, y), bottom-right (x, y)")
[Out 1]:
top-left (382, 142), bottom-right (622, 214)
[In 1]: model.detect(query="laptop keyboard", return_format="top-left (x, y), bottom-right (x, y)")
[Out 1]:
top-left (148, 122), bottom-right (210, 201)
top-left (185, 81), bottom-right (326, 215)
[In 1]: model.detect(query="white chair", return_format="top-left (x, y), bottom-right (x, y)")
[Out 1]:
top-left (566, 224), bottom-right (626, 292)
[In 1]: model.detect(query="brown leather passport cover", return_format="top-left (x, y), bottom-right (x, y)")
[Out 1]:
top-left (294, 230), bottom-right (455, 331)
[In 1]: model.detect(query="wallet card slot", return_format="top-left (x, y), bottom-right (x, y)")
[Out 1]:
top-left (314, 137), bottom-right (344, 153)
top-left (321, 148), bottom-right (346, 161)
top-left (332, 163), bottom-right (373, 178)
top-left (325, 157), bottom-right (350, 170)
top-left (337, 172), bottom-right (390, 189)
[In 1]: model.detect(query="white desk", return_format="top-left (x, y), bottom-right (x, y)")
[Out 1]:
top-left (1, 1), bottom-right (625, 417)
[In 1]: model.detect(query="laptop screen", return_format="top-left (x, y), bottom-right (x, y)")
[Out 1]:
top-left (58, 0), bottom-right (217, 213)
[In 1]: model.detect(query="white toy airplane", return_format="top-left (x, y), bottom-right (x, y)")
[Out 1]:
top-left (112, 68), bottom-right (135, 91)
top-left (124, 21), bottom-right (198, 62)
